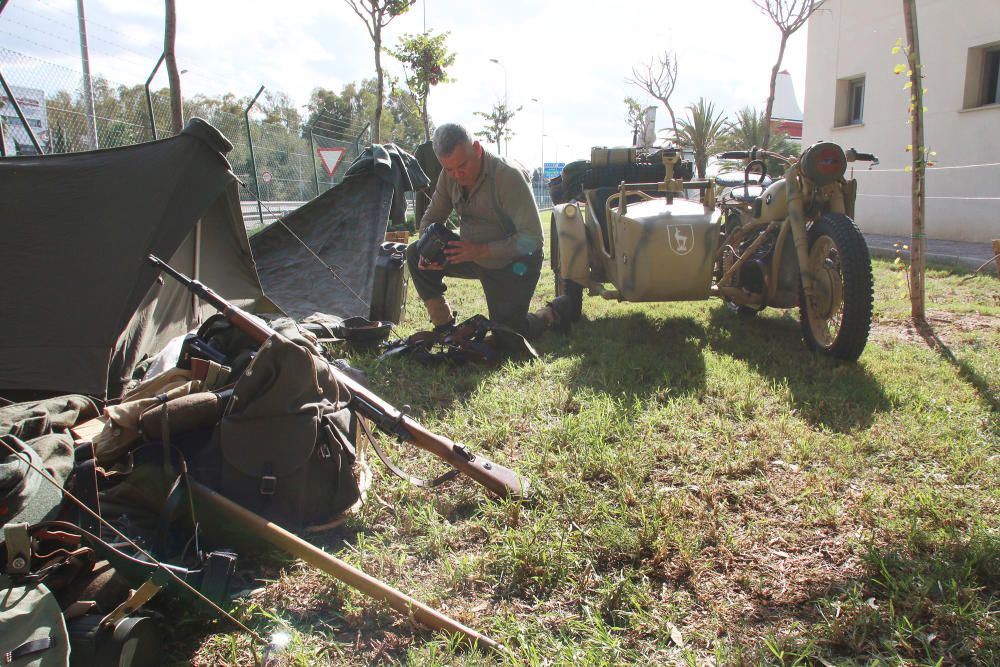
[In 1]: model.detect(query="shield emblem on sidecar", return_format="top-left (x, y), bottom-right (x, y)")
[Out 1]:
top-left (667, 224), bottom-right (694, 256)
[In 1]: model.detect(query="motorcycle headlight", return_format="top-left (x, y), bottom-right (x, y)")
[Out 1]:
top-left (800, 142), bottom-right (847, 186)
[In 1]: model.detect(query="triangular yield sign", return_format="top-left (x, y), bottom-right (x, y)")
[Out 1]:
top-left (317, 147), bottom-right (347, 176)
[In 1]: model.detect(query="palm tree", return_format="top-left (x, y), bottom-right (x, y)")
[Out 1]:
top-left (673, 98), bottom-right (728, 178)
top-left (722, 106), bottom-right (799, 176)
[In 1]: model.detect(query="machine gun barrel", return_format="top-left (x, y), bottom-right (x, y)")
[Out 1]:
top-left (148, 255), bottom-right (527, 499)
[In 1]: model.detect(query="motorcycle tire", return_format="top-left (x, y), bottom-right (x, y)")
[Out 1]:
top-left (798, 213), bottom-right (873, 361)
top-left (550, 214), bottom-right (584, 322)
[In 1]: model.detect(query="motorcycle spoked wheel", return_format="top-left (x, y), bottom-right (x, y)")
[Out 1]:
top-left (550, 213), bottom-right (584, 322)
top-left (798, 213), bottom-right (873, 361)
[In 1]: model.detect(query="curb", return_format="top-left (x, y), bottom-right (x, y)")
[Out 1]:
top-left (866, 245), bottom-right (998, 276)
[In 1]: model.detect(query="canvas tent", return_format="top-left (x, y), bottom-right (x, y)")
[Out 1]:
top-left (250, 144), bottom-right (428, 320)
top-left (0, 118), bottom-right (275, 398)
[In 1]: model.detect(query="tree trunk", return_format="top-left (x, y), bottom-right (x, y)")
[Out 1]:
top-left (903, 0), bottom-right (925, 322)
top-left (164, 0), bottom-right (183, 134)
top-left (666, 104), bottom-right (677, 144)
top-left (761, 32), bottom-right (788, 150)
top-left (373, 30), bottom-right (383, 143)
top-left (422, 95), bottom-right (430, 141)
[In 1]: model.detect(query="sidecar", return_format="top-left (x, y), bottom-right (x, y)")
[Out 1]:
top-left (550, 147), bottom-right (721, 316)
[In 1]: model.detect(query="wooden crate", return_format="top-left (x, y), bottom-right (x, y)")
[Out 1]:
top-left (385, 230), bottom-right (410, 244)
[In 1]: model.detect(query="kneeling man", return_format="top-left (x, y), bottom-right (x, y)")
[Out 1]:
top-left (407, 123), bottom-right (571, 339)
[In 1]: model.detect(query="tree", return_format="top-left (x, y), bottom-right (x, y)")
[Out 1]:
top-left (624, 97), bottom-right (645, 145)
top-left (343, 0), bottom-right (417, 143)
top-left (753, 0), bottom-right (826, 149)
top-left (721, 105), bottom-right (799, 174)
top-left (627, 51), bottom-right (679, 142)
top-left (474, 101), bottom-right (520, 155)
top-left (901, 0), bottom-right (927, 322)
top-left (260, 90), bottom-right (302, 132)
top-left (164, 0), bottom-right (183, 133)
top-left (389, 30), bottom-right (456, 141)
top-left (673, 97), bottom-right (729, 179)
top-left (303, 79), bottom-right (424, 148)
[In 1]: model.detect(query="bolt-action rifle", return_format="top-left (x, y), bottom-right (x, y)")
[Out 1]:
top-left (148, 254), bottom-right (527, 499)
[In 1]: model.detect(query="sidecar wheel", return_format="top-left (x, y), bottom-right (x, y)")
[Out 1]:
top-left (550, 214), bottom-right (583, 322)
top-left (798, 213), bottom-right (873, 361)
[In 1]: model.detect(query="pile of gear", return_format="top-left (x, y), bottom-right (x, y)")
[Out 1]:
top-left (0, 119), bottom-right (518, 663)
top-left (548, 146), bottom-right (695, 205)
top-left (1, 313), bottom-right (369, 665)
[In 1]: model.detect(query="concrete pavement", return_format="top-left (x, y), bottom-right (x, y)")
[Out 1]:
top-left (864, 232), bottom-right (998, 276)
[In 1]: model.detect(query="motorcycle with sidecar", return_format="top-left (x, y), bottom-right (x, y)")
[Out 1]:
top-left (548, 142), bottom-right (879, 360)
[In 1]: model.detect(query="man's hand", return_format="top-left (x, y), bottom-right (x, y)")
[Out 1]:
top-left (417, 256), bottom-right (446, 271)
top-left (443, 240), bottom-right (489, 264)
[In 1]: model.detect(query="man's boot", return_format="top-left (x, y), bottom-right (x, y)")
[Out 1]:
top-left (423, 296), bottom-right (456, 333)
top-left (535, 295), bottom-right (574, 334)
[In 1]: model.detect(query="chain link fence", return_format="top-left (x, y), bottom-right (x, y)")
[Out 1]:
top-left (1, 47), bottom-right (554, 227)
top-left (0, 47), bottom-right (370, 228)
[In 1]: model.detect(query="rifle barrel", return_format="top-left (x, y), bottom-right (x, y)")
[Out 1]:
top-left (146, 255), bottom-right (527, 498)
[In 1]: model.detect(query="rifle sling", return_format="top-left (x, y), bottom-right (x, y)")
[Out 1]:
top-left (357, 415), bottom-right (459, 488)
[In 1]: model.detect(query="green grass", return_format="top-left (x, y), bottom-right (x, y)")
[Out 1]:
top-left (176, 244), bottom-right (1000, 666)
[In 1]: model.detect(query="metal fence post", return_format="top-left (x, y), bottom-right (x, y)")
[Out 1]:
top-left (309, 129), bottom-right (320, 197)
top-left (354, 122), bottom-right (370, 155)
top-left (144, 53), bottom-right (165, 140)
top-left (244, 85), bottom-right (265, 227)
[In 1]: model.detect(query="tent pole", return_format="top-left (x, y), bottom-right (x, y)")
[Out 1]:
top-left (192, 221), bottom-right (202, 324)
top-left (244, 86), bottom-right (265, 227)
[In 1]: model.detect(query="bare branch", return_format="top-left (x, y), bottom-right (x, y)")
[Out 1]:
top-left (755, 0), bottom-right (825, 148)
top-left (343, 0), bottom-right (376, 40)
top-left (626, 51), bottom-right (679, 138)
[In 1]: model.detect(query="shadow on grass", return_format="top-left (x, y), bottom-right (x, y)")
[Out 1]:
top-left (917, 321), bottom-right (1000, 419)
top-left (742, 530), bottom-right (1000, 665)
top-left (704, 306), bottom-right (891, 433)
top-left (538, 311), bottom-right (709, 401)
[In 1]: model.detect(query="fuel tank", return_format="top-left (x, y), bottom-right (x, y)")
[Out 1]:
top-left (610, 197), bottom-right (721, 301)
top-left (755, 179), bottom-right (789, 222)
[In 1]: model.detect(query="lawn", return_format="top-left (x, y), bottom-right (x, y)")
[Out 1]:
top-left (181, 232), bottom-right (999, 666)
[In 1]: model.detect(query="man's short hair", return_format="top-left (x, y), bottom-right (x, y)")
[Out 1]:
top-left (432, 123), bottom-right (472, 157)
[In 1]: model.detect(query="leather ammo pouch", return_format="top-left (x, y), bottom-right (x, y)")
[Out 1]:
top-left (215, 334), bottom-right (360, 532)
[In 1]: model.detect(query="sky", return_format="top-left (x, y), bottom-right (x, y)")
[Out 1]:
top-left (0, 0), bottom-right (811, 168)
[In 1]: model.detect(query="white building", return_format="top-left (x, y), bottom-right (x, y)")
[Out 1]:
top-left (0, 85), bottom-right (48, 156)
top-left (772, 70), bottom-right (803, 142)
top-left (802, 0), bottom-right (999, 242)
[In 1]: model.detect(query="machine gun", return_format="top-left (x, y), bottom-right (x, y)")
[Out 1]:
top-left (148, 255), bottom-right (527, 500)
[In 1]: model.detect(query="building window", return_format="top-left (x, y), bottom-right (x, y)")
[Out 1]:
top-left (964, 42), bottom-right (1000, 108)
top-left (848, 78), bottom-right (865, 124)
top-left (983, 48), bottom-right (1000, 105)
top-left (834, 75), bottom-right (865, 127)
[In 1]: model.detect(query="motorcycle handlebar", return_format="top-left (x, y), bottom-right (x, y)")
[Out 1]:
top-left (719, 151), bottom-right (749, 160)
top-left (847, 148), bottom-right (880, 166)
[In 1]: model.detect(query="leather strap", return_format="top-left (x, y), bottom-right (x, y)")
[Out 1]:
top-left (4, 637), bottom-right (55, 664)
top-left (357, 416), bottom-right (458, 488)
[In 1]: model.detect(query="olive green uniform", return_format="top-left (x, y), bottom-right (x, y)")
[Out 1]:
top-left (406, 150), bottom-right (547, 338)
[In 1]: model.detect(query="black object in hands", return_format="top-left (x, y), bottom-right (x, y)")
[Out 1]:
top-left (416, 223), bottom-right (461, 265)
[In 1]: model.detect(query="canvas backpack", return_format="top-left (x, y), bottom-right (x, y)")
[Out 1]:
top-left (214, 334), bottom-right (361, 532)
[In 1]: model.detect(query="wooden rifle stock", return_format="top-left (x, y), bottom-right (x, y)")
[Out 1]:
top-left (148, 255), bottom-right (528, 499)
top-left (189, 480), bottom-right (506, 654)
